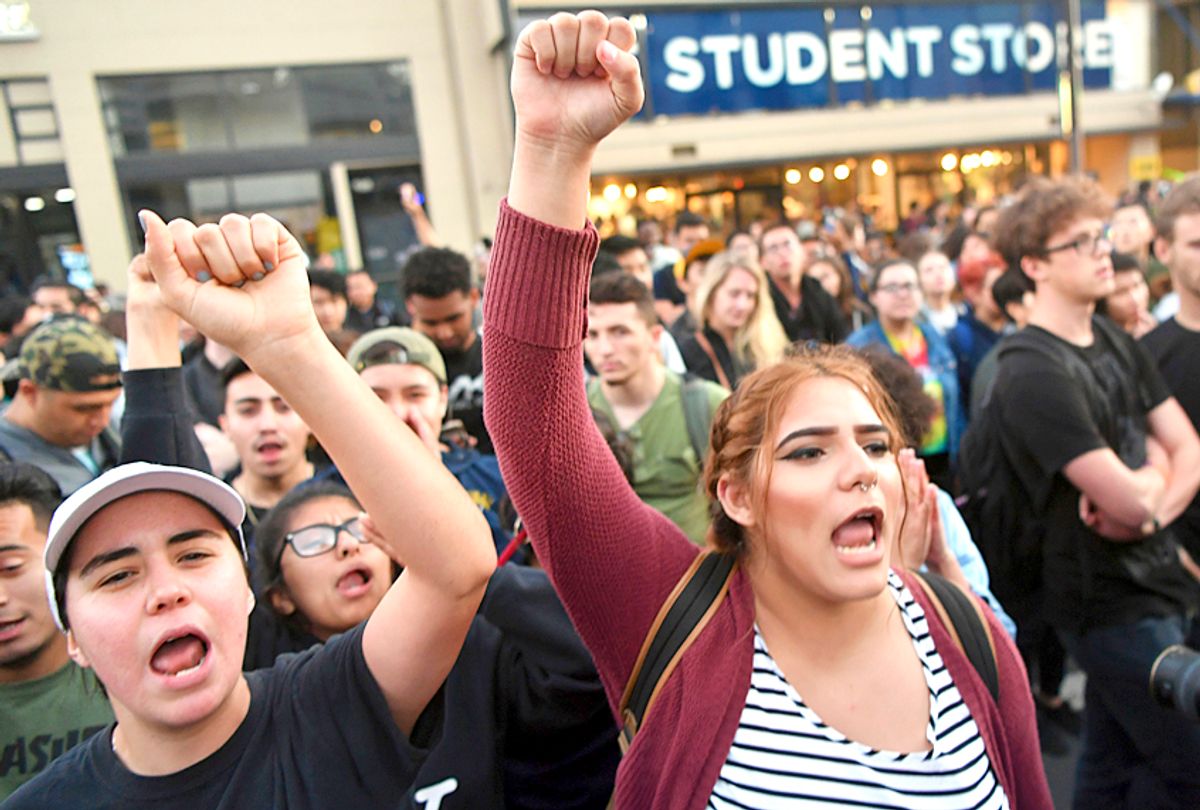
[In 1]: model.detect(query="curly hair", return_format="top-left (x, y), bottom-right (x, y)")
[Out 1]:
top-left (992, 176), bottom-right (1111, 274)
top-left (701, 344), bottom-right (905, 557)
top-left (1156, 175), bottom-right (1200, 243)
top-left (855, 346), bottom-right (936, 447)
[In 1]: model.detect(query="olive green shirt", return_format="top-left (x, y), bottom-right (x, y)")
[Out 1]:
top-left (588, 372), bottom-right (728, 544)
top-left (0, 661), bottom-right (113, 799)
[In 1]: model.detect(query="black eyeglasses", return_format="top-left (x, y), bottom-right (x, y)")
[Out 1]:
top-left (278, 516), bottom-right (367, 563)
top-left (1043, 229), bottom-right (1111, 258)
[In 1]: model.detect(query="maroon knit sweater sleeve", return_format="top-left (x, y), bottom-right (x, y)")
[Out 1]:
top-left (482, 199), bottom-right (700, 714)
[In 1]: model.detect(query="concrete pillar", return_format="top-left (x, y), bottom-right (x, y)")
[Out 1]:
top-left (48, 68), bottom-right (130, 288)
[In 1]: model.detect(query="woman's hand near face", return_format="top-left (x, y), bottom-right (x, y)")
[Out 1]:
top-left (360, 514), bottom-right (405, 568)
top-left (897, 449), bottom-right (971, 589)
top-left (897, 449), bottom-right (931, 570)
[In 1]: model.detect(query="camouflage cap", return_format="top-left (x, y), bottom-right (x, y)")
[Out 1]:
top-left (346, 327), bottom-right (446, 384)
top-left (19, 316), bottom-right (121, 392)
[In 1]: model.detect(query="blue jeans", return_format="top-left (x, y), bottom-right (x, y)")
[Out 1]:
top-left (1062, 614), bottom-right (1200, 810)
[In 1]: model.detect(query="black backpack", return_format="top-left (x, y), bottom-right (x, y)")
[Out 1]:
top-left (617, 554), bottom-right (998, 753)
top-left (957, 318), bottom-right (1138, 606)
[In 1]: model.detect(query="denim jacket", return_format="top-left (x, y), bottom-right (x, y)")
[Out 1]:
top-left (847, 319), bottom-right (966, 463)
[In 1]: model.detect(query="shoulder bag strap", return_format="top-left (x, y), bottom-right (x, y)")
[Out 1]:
top-left (679, 377), bottom-right (713, 463)
top-left (692, 330), bottom-right (732, 390)
top-left (618, 550), bottom-right (737, 752)
top-left (912, 570), bottom-right (1000, 704)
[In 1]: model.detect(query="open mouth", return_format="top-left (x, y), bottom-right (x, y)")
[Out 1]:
top-left (150, 631), bottom-right (210, 678)
top-left (0, 616), bottom-right (26, 641)
top-left (336, 566), bottom-right (374, 597)
top-left (832, 508), bottom-right (882, 556)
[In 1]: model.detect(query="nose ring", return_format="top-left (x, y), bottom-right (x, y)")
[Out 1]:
top-left (858, 480), bottom-right (877, 493)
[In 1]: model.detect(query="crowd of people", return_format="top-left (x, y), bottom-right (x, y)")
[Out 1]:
top-left (0, 9), bottom-right (1198, 809)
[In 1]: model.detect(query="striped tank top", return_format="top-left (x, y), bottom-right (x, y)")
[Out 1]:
top-left (708, 571), bottom-right (1009, 809)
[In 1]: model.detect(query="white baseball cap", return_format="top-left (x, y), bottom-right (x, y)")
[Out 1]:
top-left (44, 462), bottom-right (247, 631)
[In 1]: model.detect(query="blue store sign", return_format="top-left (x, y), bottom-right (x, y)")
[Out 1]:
top-left (644, 2), bottom-right (1114, 116)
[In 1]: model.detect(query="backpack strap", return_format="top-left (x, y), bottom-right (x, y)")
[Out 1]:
top-left (618, 550), bottom-right (737, 753)
top-left (911, 570), bottom-right (1000, 704)
top-left (692, 330), bottom-right (732, 390)
top-left (679, 376), bottom-right (714, 464)
top-left (1090, 313), bottom-right (1140, 373)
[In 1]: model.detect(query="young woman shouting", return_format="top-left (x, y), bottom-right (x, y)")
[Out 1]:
top-left (483, 12), bottom-right (1050, 809)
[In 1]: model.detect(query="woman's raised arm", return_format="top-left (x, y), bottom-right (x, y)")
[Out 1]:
top-left (485, 12), bottom-right (699, 708)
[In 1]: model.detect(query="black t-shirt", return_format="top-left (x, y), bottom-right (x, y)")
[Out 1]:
top-left (768, 274), bottom-right (849, 344)
top-left (235, 566), bottom-right (617, 809)
top-left (652, 265), bottom-right (686, 305)
top-left (994, 321), bottom-right (1197, 633)
top-left (442, 335), bottom-right (491, 455)
top-left (243, 603), bottom-right (319, 672)
top-left (2, 625), bottom-right (434, 809)
top-left (1142, 317), bottom-right (1200, 558)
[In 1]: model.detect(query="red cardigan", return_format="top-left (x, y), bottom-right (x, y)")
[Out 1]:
top-left (483, 200), bottom-right (1052, 809)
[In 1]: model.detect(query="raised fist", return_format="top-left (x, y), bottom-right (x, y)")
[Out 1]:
top-left (511, 11), bottom-right (644, 156)
top-left (140, 210), bottom-right (321, 361)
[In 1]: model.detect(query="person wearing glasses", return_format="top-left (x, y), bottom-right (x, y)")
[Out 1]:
top-left (3, 213), bottom-right (497, 809)
top-left (990, 176), bottom-right (1200, 808)
top-left (248, 481), bottom-right (618, 808)
top-left (759, 222), bottom-right (849, 344)
top-left (847, 259), bottom-right (965, 491)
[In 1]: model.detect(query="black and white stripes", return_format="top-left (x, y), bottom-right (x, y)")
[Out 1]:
top-left (708, 572), bottom-right (1008, 809)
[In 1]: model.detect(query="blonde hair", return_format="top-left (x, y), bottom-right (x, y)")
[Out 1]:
top-left (702, 345), bottom-right (905, 557)
top-left (696, 252), bottom-right (789, 372)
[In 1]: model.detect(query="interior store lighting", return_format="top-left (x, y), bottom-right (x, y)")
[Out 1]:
top-left (833, 164), bottom-right (851, 181)
top-left (809, 166), bottom-right (825, 183)
top-left (645, 186), bottom-right (669, 203)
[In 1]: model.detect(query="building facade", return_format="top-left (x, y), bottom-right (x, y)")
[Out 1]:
top-left (0, 0), bottom-right (515, 291)
top-left (2, 0), bottom-right (1197, 291)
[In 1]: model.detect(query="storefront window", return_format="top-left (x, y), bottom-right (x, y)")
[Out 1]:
top-left (124, 170), bottom-right (333, 255)
top-left (99, 62), bottom-right (416, 157)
